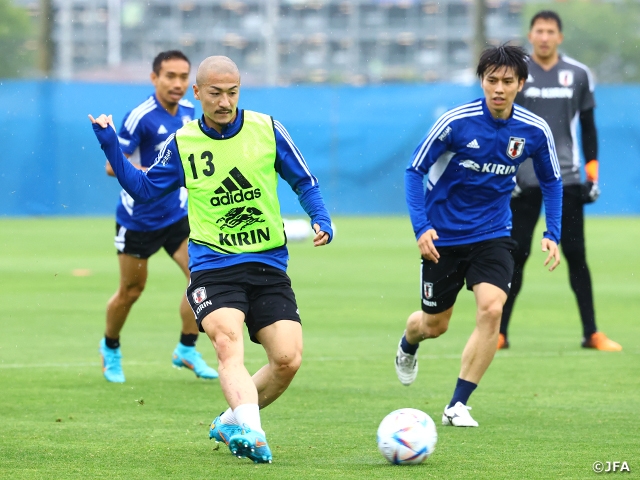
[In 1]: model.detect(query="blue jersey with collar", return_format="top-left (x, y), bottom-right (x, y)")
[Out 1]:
top-left (406, 98), bottom-right (562, 245)
top-left (93, 108), bottom-right (333, 273)
top-left (115, 93), bottom-right (195, 231)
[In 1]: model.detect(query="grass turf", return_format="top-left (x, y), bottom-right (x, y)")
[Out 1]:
top-left (0, 216), bottom-right (638, 479)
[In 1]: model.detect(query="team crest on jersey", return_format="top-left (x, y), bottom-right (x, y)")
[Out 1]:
top-left (506, 137), bottom-right (525, 159)
top-left (558, 70), bottom-right (574, 87)
top-left (192, 287), bottom-right (207, 304)
top-left (423, 282), bottom-right (434, 300)
top-left (182, 115), bottom-right (192, 125)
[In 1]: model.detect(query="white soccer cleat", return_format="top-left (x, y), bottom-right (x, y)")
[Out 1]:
top-left (442, 402), bottom-right (479, 427)
top-left (395, 340), bottom-right (418, 386)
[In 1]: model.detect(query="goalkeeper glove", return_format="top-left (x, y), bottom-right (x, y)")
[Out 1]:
top-left (581, 181), bottom-right (600, 204)
top-left (582, 160), bottom-right (600, 204)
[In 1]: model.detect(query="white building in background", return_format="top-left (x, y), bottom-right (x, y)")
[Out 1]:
top-left (18, 0), bottom-right (524, 84)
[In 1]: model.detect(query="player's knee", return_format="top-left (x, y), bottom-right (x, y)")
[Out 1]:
top-left (478, 301), bottom-right (503, 323)
top-left (211, 331), bottom-right (243, 363)
top-left (119, 283), bottom-right (144, 304)
top-left (418, 314), bottom-right (448, 338)
top-left (271, 348), bottom-right (302, 381)
top-left (423, 322), bottom-right (448, 338)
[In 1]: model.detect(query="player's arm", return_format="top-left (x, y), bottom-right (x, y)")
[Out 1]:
top-left (89, 114), bottom-right (183, 203)
top-left (580, 108), bottom-right (600, 203)
top-left (578, 65), bottom-right (599, 202)
top-left (405, 125), bottom-right (451, 263)
top-left (531, 130), bottom-right (562, 271)
top-left (273, 120), bottom-right (332, 246)
top-left (106, 155), bottom-right (147, 176)
top-left (105, 111), bottom-right (147, 176)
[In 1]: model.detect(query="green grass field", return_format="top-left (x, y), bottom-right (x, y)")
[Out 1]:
top-left (0, 216), bottom-right (638, 479)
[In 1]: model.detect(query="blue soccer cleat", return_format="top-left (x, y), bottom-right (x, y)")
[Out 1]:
top-left (228, 426), bottom-right (273, 464)
top-left (99, 338), bottom-right (125, 383)
top-left (209, 414), bottom-right (244, 445)
top-left (172, 344), bottom-right (218, 379)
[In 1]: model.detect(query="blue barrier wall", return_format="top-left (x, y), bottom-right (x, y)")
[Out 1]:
top-left (1, 80), bottom-right (639, 216)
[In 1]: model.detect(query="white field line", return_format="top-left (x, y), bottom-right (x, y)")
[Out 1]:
top-left (0, 349), bottom-right (636, 369)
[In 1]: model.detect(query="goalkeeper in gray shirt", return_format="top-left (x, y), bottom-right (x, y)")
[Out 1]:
top-left (498, 10), bottom-right (622, 351)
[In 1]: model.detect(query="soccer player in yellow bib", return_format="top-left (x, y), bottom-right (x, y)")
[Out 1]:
top-left (90, 56), bottom-right (333, 464)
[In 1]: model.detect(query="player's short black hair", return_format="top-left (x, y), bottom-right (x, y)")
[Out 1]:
top-left (530, 10), bottom-right (562, 32)
top-left (476, 44), bottom-right (529, 81)
top-left (152, 50), bottom-right (191, 75)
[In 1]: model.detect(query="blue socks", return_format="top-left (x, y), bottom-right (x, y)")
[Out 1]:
top-left (400, 335), bottom-right (419, 355)
top-left (449, 378), bottom-right (477, 407)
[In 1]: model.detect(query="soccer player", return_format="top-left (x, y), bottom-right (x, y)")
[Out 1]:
top-left (100, 50), bottom-right (218, 383)
top-left (498, 11), bottom-right (622, 351)
top-left (394, 45), bottom-right (562, 427)
top-left (89, 56), bottom-right (333, 463)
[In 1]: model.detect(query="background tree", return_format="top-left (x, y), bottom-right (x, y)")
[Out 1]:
top-left (0, 0), bottom-right (35, 78)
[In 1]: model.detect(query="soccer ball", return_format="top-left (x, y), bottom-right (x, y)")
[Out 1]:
top-left (377, 408), bottom-right (437, 465)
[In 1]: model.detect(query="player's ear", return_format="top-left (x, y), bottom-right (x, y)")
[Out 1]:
top-left (150, 71), bottom-right (158, 86)
top-left (517, 77), bottom-right (525, 92)
top-left (193, 84), bottom-right (200, 100)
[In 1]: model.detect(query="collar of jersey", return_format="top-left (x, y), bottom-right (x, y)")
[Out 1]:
top-left (481, 98), bottom-right (512, 127)
top-left (151, 93), bottom-right (177, 116)
top-left (198, 108), bottom-right (244, 140)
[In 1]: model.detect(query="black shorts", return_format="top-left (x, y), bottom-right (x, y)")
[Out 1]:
top-left (186, 262), bottom-right (301, 344)
top-left (420, 237), bottom-right (517, 314)
top-left (115, 216), bottom-right (189, 259)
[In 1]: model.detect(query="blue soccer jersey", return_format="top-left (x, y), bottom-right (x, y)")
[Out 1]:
top-left (115, 94), bottom-right (195, 231)
top-left (406, 98), bottom-right (563, 246)
top-left (93, 108), bottom-right (333, 273)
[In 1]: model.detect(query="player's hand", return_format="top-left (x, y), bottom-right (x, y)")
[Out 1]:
top-left (581, 181), bottom-right (600, 204)
top-left (88, 114), bottom-right (116, 131)
top-left (541, 238), bottom-right (560, 271)
top-left (417, 229), bottom-right (440, 263)
top-left (313, 223), bottom-right (329, 247)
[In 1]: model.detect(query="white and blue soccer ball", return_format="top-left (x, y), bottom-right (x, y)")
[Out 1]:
top-left (377, 408), bottom-right (437, 465)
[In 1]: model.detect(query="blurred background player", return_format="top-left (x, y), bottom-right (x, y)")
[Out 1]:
top-left (498, 11), bottom-right (622, 352)
top-left (90, 55), bottom-right (332, 463)
top-left (395, 45), bottom-right (562, 427)
top-left (100, 50), bottom-right (218, 383)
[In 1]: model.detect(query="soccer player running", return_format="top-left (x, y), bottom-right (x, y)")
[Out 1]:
top-left (89, 56), bottom-right (332, 463)
top-left (498, 11), bottom-right (621, 352)
top-left (395, 45), bottom-right (562, 427)
top-left (100, 51), bottom-right (218, 383)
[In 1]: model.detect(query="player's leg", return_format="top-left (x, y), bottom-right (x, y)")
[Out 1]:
top-left (443, 238), bottom-right (513, 427)
top-left (106, 253), bottom-right (148, 337)
top-left (252, 320), bottom-right (303, 409)
top-left (222, 321), bottom-right (300, 464)
top-left (201, 308), bottom-right (255, 407)
top-left (101, 252), bottom-right (148, 383)
top-left (460, 283), bottom-right (506, 383)
top-left (170, 239), bottom-right (200, 335)
top-left (201, 307), bottom-right (272, 463)
top-left (165, 222), bottom-right (219, 378)
top-left (561, 186), bottom-right (621, 351)
top-left (395, 309), bottom-right (452, 386)
top-left (442, 282), bottom-right (506, 427)
top-left (499, 188), bottom-right (543, 348)
top-left (396, 251), bottom-right (464, 386)
top-left (224, 266), bottom-right (301, 463)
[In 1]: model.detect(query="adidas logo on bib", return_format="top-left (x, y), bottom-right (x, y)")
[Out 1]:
top-left (466, 139), bottom-right (480, 149)
top-left (157, 124), bottom-right (168, 134)
top-left (210, 167), bottom-right (261, 207)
